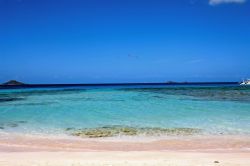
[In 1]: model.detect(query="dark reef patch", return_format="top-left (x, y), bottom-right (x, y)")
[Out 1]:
top-left (0, 120), bottom-right (28, 129)
top-left (65, 127), bottom-right (75, 131)
top-left (6, 123), bottom-right (18, 128)
top-left (16, 120), bottom-right (27, 124)
top-left (69, 126), bottom-right (202, 138)
top-left (0, 88), bottom-right (85, 100)
top-left (0, 97), bottom-right (25, 103)
top-left (9, 102), bottom-right (56, 106)
top-left (119, 86), bottom-right (250, 102)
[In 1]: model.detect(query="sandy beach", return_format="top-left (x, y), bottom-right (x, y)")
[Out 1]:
top-left (0, 134), bottom-right (250, 166)
top-left (0, 151), bottom-right (250, 166)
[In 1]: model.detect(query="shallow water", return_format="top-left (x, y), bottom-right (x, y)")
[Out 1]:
top-left (0, 84), bottom-right (250, 138)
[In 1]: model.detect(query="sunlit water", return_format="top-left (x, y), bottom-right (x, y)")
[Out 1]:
top-left (0, 84), bottom-right (250, 139)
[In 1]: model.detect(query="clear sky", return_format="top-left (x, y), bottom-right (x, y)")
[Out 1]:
top-left (0, 0), bottom-right (250, 83)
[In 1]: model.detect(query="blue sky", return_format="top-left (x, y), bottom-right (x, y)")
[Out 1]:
top-left (0, 0), bottom-right (250, 83)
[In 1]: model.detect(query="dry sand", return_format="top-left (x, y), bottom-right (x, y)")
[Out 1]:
top-left (0, 151), bottom-right (250, 166)
top-left (0, 134), bottom-right (250, 166)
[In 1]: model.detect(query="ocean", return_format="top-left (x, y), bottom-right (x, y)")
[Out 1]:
top-left (0, 84), bottom-right (250, 139)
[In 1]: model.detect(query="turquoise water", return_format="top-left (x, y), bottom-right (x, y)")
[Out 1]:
top-left (0, 85), bottom-right (250, 138)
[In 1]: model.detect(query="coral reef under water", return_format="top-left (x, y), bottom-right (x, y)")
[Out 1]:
top-left (69, 126), bottom-right (202, 138)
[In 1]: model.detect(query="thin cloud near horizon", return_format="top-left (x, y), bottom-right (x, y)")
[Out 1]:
top-left (209, 0), bottom-right (246, 5)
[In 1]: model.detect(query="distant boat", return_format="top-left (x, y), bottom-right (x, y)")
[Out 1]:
top-left (240, 79), bottom-right (250, 85)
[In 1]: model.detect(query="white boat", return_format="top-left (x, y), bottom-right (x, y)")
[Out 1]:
top-left (240, 79), bottom-right (250, 85)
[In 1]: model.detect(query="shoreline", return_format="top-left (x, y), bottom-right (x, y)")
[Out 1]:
top-left (1, 131), bottom-right (250, 165)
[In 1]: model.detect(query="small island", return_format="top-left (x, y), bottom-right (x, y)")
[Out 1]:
top-left (2, 80), bottom-right (25, 86)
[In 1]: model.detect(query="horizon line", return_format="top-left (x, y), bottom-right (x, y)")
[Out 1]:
top-left (0, 81), bottom-right (238, 86)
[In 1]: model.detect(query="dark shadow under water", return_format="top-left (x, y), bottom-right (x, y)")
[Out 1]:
top-left (120, 86), bottom-right (250, 102)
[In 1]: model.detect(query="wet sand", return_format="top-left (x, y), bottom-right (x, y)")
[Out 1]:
top-left (1, 133), bottom-right (250, 152)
